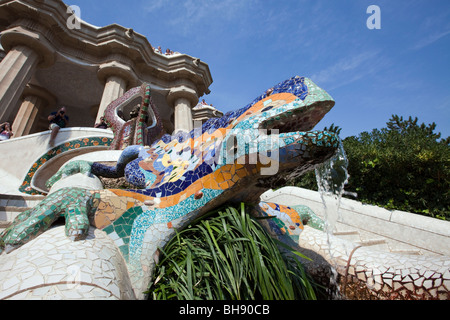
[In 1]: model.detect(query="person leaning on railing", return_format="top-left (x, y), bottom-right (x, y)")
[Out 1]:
top-left (48, 106), bottom-right (69, 146)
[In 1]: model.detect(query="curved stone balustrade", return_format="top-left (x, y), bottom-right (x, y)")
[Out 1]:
top-left (0, 127), bottom-right (114, 195)
top-left (298, 226), bottom-right (450, 300)
top-left (262, 186), bottom-right (450, 299)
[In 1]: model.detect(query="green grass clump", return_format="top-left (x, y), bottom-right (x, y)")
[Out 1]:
top-left (147, 203), bottom-right (318, 300)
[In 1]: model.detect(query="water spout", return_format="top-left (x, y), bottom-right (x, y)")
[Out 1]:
top-left (314, 138), bottom-right (349, 298)
top-left (315, 138), bottom-right (349, 232)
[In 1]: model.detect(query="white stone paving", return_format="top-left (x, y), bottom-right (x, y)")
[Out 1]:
top-left (0, 226), bottom-right (135, 300)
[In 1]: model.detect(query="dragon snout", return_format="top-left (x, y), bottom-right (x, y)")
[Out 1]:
top-left (281, 130), bottom-right (339, 161)
top-left (253, 130), bottom-right (339, 189)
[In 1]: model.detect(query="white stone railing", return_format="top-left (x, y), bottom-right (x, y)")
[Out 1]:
top-left (261, 186), bottom-right (450, 256)
top-left (0, 127), bottom-right (113, 195)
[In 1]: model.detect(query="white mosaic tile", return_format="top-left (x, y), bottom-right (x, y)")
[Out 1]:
top-left (0, 226), bottom-right (134, 300)
top-left (298, 226), bottom-right (450, 299)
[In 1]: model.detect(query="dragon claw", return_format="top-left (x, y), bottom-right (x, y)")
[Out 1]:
top-left (0, 188), bottom-right (96, 254)
top-left (65, 206), bottom-right (91, 241)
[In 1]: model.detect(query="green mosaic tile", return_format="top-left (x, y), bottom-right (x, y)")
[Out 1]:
top-left (19, 137), bottom-right (112, 195)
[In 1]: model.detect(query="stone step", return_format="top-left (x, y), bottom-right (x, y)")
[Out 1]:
top-left (329, 227), bottom-right (427, 256)
top-left (357, 238), bottom-right (387, 246)
top-left (333, 230), bottom-right (360, 236)
top-left (0, 220), bottom-right (11, 233)
top-left (356, 238), bottom-right (390, 252)
top-left (0, 220), bottom-right (11, 227)
top-left (390, 248), bottom-right (423, 255)
top-left (0, 194), bottom-right (45, 209)
top-left (0, 194), bottom-right (45, 225)
top-left (0, 206), bottom-right (28, 224)
top-left (333, 230), bottom-right (361, 242)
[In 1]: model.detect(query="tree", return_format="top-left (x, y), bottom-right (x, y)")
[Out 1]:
top-left (288, 116), bottom-right (450, 220)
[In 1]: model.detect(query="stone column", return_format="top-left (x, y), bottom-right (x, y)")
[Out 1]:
top-left (12, 85), bottom-right (56, 137)
top-left (0, 25), bottom-right (56, 123)
top-left (174, 97), bottom-right (194, 133)
top-left (167, 83), bottom-right (199, 133)
top-left (97, 75), bottom-right (127, 123)
top-left (96, 60), bottom-right (138, 123)
top-left (12, 96), bottom-right (42, 137)
top-left (0, 45), bottom-right (39, 123)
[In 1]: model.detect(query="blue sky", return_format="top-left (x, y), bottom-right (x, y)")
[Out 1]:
top-left (69, 0), bottom-right (449, 138)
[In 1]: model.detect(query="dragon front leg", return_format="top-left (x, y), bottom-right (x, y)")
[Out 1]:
top-left (46, 160), bottom-right (93, 189)
top-left (45, 145), bottom-right (144, 190)
top-left (0, 188), bottom-right (96, 254)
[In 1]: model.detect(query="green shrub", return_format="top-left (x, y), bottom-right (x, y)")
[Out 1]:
top-left (147, 203), bottom-right (320, 300)
top-left (289, 116), bottom-right (450, 220)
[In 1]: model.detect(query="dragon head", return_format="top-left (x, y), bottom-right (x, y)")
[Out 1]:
top-left (218, 76), bottom-right (339, 191)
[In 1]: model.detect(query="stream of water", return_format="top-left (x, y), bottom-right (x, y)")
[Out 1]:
top-left (315, 138), bottom-right (349, 299)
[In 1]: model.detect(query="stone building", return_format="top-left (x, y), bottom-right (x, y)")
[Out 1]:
top-left (0, 0), bottom-right (216, 138)
top-left (192, 102), bottom-right (223, 125)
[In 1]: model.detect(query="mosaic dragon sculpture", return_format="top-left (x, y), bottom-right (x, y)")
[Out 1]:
top-left (0, 76), bottom-right (339, 298)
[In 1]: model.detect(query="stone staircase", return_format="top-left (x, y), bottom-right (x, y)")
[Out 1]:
top-left (261, 187), bottom-right (450, 257)
top-left (0, 194), bottom-right (46, 233)
top-left (329, 220), bottom-right (424, 255)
